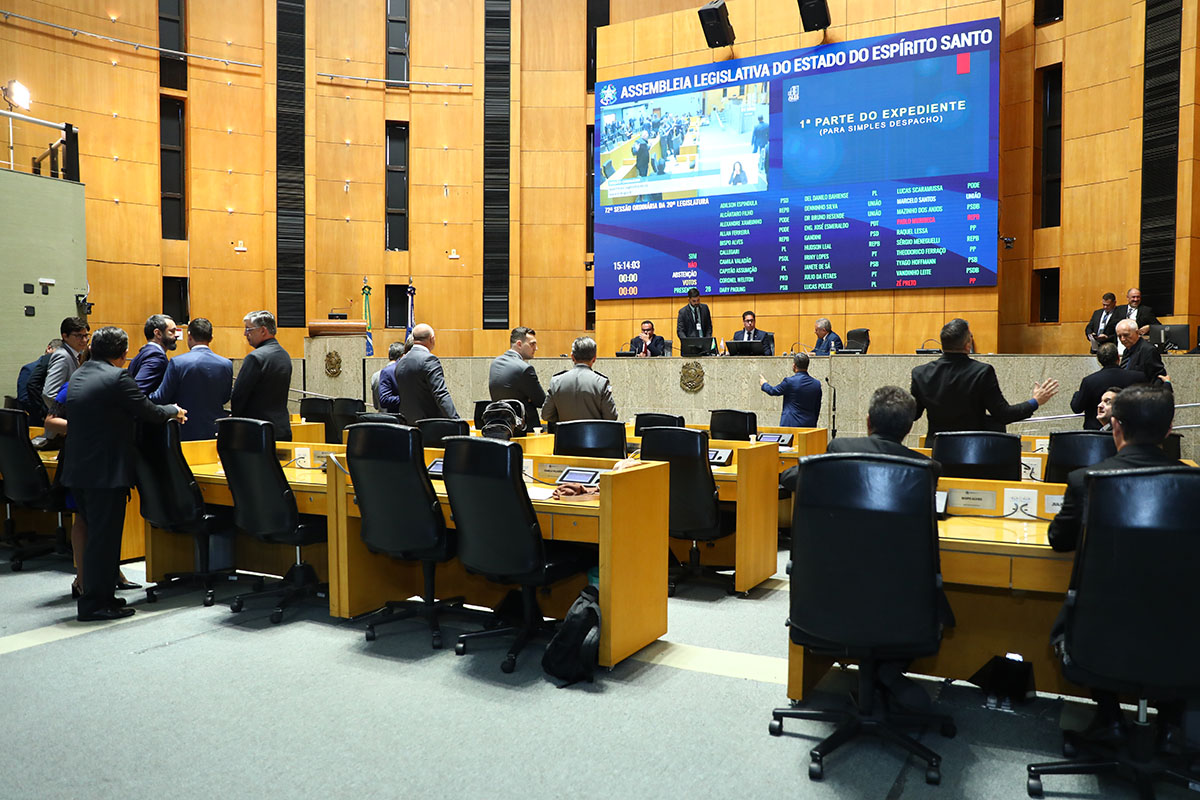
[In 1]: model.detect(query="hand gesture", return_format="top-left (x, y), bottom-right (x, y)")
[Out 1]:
top-left (1032, 379), bottom-right (1059, 405)
top-left (175, 406), bottom-right (189, 424)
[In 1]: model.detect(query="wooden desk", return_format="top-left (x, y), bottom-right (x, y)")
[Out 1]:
top-left (327, 451), bottom-right (669, 668)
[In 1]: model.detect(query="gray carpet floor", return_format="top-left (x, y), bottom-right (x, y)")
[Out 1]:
top-left (0, 546), bottom-right (1193, 799)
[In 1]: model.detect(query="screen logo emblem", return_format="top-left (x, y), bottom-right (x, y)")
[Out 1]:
top-left (599, 84), bottom-right (618, 106)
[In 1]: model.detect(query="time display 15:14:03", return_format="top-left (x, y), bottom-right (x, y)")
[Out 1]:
top-left (613, 260), bottom-right (641, 270)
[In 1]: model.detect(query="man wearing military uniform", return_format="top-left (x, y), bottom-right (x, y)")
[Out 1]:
top-left (541, 336), bottom-right (618, 425)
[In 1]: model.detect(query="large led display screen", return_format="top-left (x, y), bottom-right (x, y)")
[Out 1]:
top-left (593, 19), bottom-right (1000, 300)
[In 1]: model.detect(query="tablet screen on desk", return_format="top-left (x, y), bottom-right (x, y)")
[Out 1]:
top-left (557, 467), bottom-right (601, 486)
top-left (756, 433), bottom-right (793, 446)
top-left (427, 458), bottom-right (444, 478)
top-left (708, 448), bottom-right (733, 466)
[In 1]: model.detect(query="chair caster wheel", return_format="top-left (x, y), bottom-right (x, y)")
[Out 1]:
top-left (146, 591), bottom-right (158, 604)
top-left (431, 632), bottom-right (443, 649)
top-left (941, 720), bottom-right (957, 738)
top-left (1026, 775), bottom-right (1043, 797)
top-left (1062, 738), bottom-right (1077, 758)
top-left (808, 759), bottom-right (823, 781)
top-left (768, 718), bottom-right (783, 736)
top-left (203, 591), bottom-right (215, 607)
top-left (365, 626), bottom-right (377, 642)
top-left (269, 609), bottom-right (283, 624)
top-left (455, 641), bottom-right (466, 656)
top-left (11, 561), bottom-right (22, 572)
top-left (501, 655), bottom-right (516, 673)
top-left (230, 598), bottom-right (244, 612)
top-left (925, 768), bottom-right (940, 785)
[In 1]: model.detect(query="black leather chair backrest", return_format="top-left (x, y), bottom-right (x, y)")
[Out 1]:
top-left (134, 418), bottom-right (204, 532)
top-left (553, 420), bottom-right (626, 460)
top-left (1044, 431), bottom-right (1117, 483)
top-left (1163, 431), bottom-right (1183, 460)
top-left (346, 423), bottom-right (445, 557)
top-left (329, 398), bottom-right (366, 444)
top-left (474, 399), bottom-right (531, 438)
top-left (356, 411), bottom-right (405, 425)
top-left (846, 328), bottom-right (871, 353)
top-left (0, 408), bottom-right (54, 505)
top-left (1067, 467), bottom-right (1200, 694)
top-left (709, 409), bottom-right (757, 441)
top-left (299, 397), bottom-right (333, 426)
top-left (929, 431), bottom-right (1022, 481)
top-left (216, 418), bottom-right (299, 541)
top-left (640, 426), bottom-right (720, 539)
top-left (790, 453), bottom-right (941, 651)
top-left (3, 396), bottom-right (19, 409)
top-left (634, 412), bottom-right (685, 437)
top-left (442, 436), bottom-right (546, 582)
top-left (416, 418), bottom-right (469, 448)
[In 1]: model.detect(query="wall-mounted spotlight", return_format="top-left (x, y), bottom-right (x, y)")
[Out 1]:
top-left (3, 79), bottom-right (32, 110)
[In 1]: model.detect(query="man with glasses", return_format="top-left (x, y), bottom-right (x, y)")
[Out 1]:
top-left (629, 320), bottom-right (666, 357)
top-left (231, 310), bottom-right (293, 441)
top-left (43, 317), bottom-right (90, 418)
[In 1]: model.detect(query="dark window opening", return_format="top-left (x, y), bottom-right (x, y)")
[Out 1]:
top-left (159, 0), bottom-right (187, 90)
top-left (587, 124), bottom-right (595, 254)
top-left (585, 285), bottom-right (595, 330)
top-left (586, 0), bottom-right (610, 92)
top-left (387, 0), bottom-right (409, 83)
top-left (1034, 0), bottom-right (1063, 26)
top-left (160, 96), bottom-right (186, 240)
top-left (386, 122), bottom-right (409, 251)
top-left (1032, 267), bottom-right (1060, 323)
top-left (1034, 64), bottom-right (1062, 229)
top-left (385, 284), bottom-right (412, 329)
top-left (163, 276), bottom-right (190, 324)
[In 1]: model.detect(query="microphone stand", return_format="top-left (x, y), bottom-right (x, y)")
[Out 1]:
top-left (825, 376), bottom-right (836, 440)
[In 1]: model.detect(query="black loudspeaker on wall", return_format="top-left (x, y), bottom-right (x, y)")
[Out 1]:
top-left (798, 0), bottom-right (831, 32)
top-left (698, 0), bottom-right (736, 48)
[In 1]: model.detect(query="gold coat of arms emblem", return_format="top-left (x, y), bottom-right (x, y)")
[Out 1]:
top-left (680, 360), bottom-right (704, 393)
top-left (324, 350), bottom-right (342, 378)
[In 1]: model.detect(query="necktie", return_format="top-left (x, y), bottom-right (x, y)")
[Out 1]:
top-left (1099, 311), bottom-right (1110, 331)
top-left (1128, 307), bottom-right (1136, 319)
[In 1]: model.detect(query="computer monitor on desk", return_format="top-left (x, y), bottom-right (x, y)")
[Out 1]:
top-left (1148, 324), bottom-right (1189, 352)
top-left (679, 337), bottom-right (717, 356)
top-left (726, 339), bottom-right (767, 356)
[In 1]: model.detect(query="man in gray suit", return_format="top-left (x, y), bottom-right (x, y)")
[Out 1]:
top-left (541, 337), bottom-right (617, 425)
top-left (43, 316), bottom-right (90, 419)
top-left (488, 326), bottom-right (545, 432)
top-left (393, 323), bottom-right (458, 422)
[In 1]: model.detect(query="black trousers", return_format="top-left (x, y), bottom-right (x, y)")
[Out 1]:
top-left (75, 487), bottom-right (129, 615)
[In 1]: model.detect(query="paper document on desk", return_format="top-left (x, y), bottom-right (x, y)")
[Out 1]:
top-left (527, 486), bottom-right (556, 501)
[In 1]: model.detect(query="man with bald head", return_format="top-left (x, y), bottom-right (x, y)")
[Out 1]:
top-left (1115, 287), bottom-right (1158, 337)
top-left (1117, 318), bottom-right (1166, 383)
top-left (393, 323), bottom-right (458, 422)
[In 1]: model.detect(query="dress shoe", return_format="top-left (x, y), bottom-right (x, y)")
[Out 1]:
top-left (77, 606), bottom-right (135, 622)
top-left (109, 597), bottom-right (128, 608)
top-left (115, 579), bottom-right (143, 591)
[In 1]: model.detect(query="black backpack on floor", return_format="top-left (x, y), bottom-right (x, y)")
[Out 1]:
top-left (542, 584), bottom-right (601, 686)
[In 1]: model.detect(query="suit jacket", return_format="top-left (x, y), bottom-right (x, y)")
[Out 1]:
top-left (910, 352), bottom-right (1037, 435)
top-left (393, 344), bottom-right (458, 422)
top-left (760, 371), bottom-right (821, 427)
top-left (230, 338), bottom-right (293, 440)
top-left (377, 360), bottom-right (401, 413)
top-left (541, 364), bottom-right (617, 424)
top-left (1047, 443), bottom-right (1183, 552)
top-left (1115, 303), bottom-right (1159, 330)
top-left (812, 331), bottom-right (843, 355)
top-left (150, 345), bottom-right (233, 441)
top-left (676, 302), bottom-right (713, 340)
top-left (1084, 307), bottom-right (1118, 349)
top-left (42, 344), bottom-right (82, 414)
top-left (489, 349), bottom-right (546, 432)
top-left (826, 433), bottom-right (925, 459)
top-left (629, 334), bottom-right (666, 356)
top-left (1069, 365), bottom-right (1144, 429)
top-left (127, 343), bottom-right (169, 395)
top-left (732, 328), bottom-right (774, 356)
top-left (1121, 337), bottom-right (1166, 383)
top-left (61, 360), bottom-right (179, 489)
top-left (18, 354), bottom-right (51, 423)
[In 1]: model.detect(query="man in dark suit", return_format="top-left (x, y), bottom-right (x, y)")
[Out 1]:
top-left (542, 337), bottom-right (618, 424)
top-left (393, 323), bottom-right (458, 422)
top-left (231, 310), bottom-right (293, 441)
top-left (676, 288), bottom-right (713, 342)
top-left (150, 318), bottom-right (233, 440)
top-left (634, 134), bottom-right (650, 178)
top-left (1084, 292), bottom-right (1118, 353)
top-left (1069, 343), bottom-right (1143, 429)
top-left (1115, 287), bottom-right (1159, 337)
top-left (731, 310), bottom-right (774, 355)
top-left (812, 318), bottom-right (843, 355)
top-left (630, 320), bottom-right (666, 357)
top-left (62, 326), bottom-right (186, 621)
top-left (827, 386), bottom-right (926, 458)
top-left (127, 314), bottom-right (178, 395)
top-left (489, 326), bottom-right (545, 432)
top-left (911, 318), bottom-right (1059, 435)
top-left (17, 339), bottom-right (60, 425)
top-left (759, 352), bottom-right (821, 427)
top-left (372, 341), bottom-right (404, 413)
top-left (1116, 318), bottom-right (1167, 384)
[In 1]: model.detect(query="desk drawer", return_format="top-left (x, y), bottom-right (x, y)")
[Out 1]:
top-left (550, 515), bottom-right (599, 544)
top-left (941, 551), bottom-right (1010, 589)
top-left (1012, 557), bottom-right (1072, 593)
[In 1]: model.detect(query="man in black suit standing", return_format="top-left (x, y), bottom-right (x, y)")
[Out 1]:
top-left (62, 326), bottom-right (186, 621)
top-left (1069, 343), bottom-right (1143, 429)
top-left (1115, 287), bottom-right (1159, 337)
top-left (1116, 318), bottom-right (1167, 383)
top-left (231, 310), bottom-right (293, 441)
top-left (630, 320), bottom-right (666, 356)
top-left (1084, 292), bottom-right (1118, 353)
top-left (151, 318), bottom-right (234, 440)
top-left (910, 318), bottom-right (1059, 435)
top-left (827, 386), bottom-right (926, 458)
top-left (676, 288), bottom-right (713, 342)
top-left (394, 323), bottom-right (458, 422)
top-left (127, 314), bottom-right (178, 395)
top-left (489, 326), bottom-right (545, 432)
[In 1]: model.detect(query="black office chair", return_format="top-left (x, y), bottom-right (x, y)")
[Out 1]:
top-left (443, 436), bottom-right (594, 672)
top-left (553, 420), bottom-right (626, 460)
top-left (355, 411), bottom-right (406, 425)
top-left (2, 396), bottom-right (19, 410)
top-left (1043, 431), bottom-right (1117, 483)
top-left (709, 409), bottom-right (757, 442)
top-left (416, 418), bottom-right (469, 448)
top-left (929, 431), bottom-right (1022, 481)
top-left (641, 426), bottom-right (737, 596)
top-left (346, 423), bottom-right (477, 648)
top-left (1027, 466), bottom-right (1200, 799)
top-left (0, 408), bottom-right (69, 571)
top-left (217, 418), bottom-right (328, 623)
top-left (473, 400), bottom-right (491, 430)
top-left (846, 328), bottom-right (871, 353)
top-left (475, 399), bottom-right (533, 437)
top-left (633, 412), bottom-right (685, 437)
top-left (299, 396), bottom-right (333, 429)
top-left (135, 419), bottom-right (242, 606)
top-left (329, 397), bottom-right (366, 444)
top-left (1163, 431), bottom-right (1182, 460)
top-left (769, 453), bottom-right (955, 784)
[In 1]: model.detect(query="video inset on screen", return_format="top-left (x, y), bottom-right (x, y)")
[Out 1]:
top-left (598, 83), bottom-right (769, 207)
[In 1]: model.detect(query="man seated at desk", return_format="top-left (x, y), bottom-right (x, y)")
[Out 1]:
top-left (827, 386), bottom-right (926, 459)
top-left (629, 320), bottom-right (666, 357)
top-left (730, 310), bottom-right (773, 355)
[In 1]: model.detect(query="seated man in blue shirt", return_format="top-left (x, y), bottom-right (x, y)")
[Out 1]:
top-left (759, 352), bottom-right (821, 427)
top-left (812, 318), bottom-right (842, 355)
